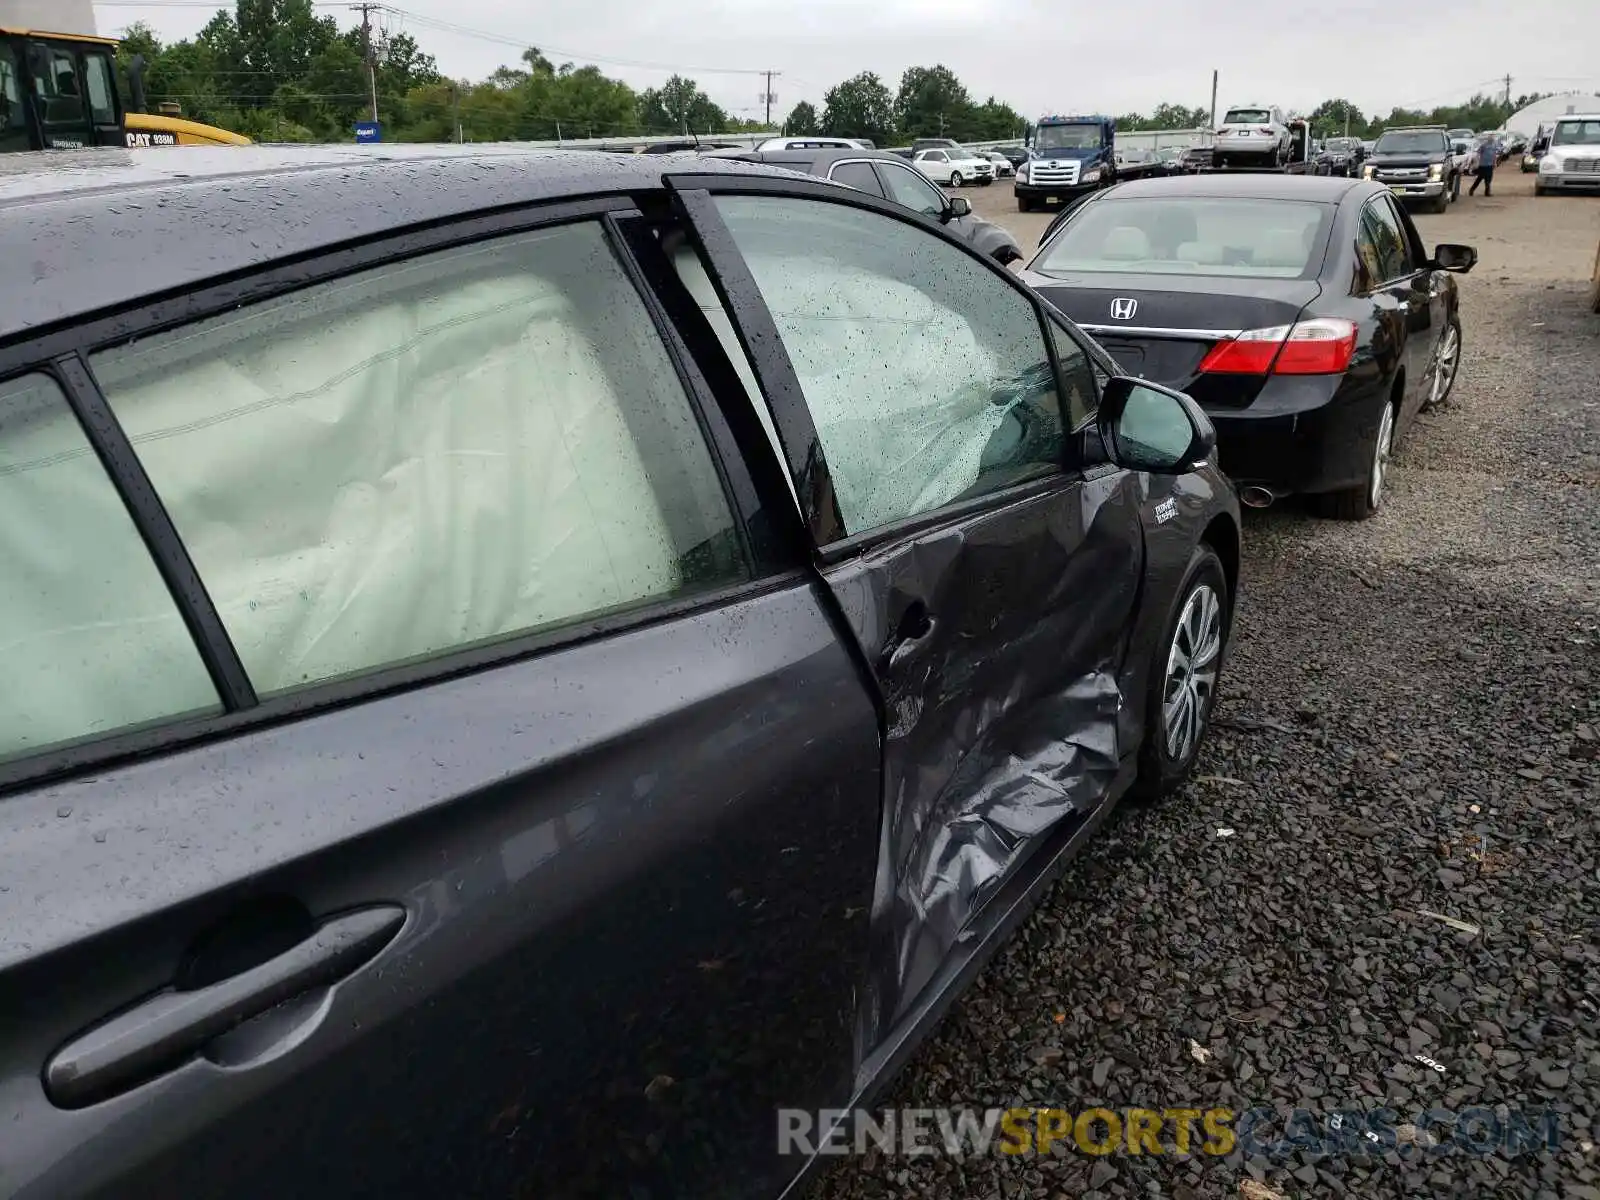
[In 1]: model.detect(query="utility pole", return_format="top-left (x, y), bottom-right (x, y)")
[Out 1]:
top-left (451, 82), bottom-right (461, 143)
top-left (1503, 73), bottom-right (1513, 118)
top-left (762, 70), bottom-right (780, 127)
top-left (351, 2), bottom-right (380, 125)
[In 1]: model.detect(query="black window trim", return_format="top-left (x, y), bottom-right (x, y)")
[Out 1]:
top-left (52, 351), bottom-right (257, 711)
top-left (663, 171), bottom-right (1097, 557)
top-left (0, 191), bottom-right (796, 796)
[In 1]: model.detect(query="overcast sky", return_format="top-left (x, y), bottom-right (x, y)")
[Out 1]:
top-left (92, 0), bottom-right (1600, 127)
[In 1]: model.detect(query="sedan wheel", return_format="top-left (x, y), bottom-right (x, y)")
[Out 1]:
top-left (1163, 585), bottom-right (1223, 764)
top-left (1134, 544), bottom-right (1229, 799)
top-left (1422, 318), bottom-right (1462, 409)
top-left (1367, 399), bottom-right (1396, 509)
top-left (1315, 397), bottom-right (1396, 521)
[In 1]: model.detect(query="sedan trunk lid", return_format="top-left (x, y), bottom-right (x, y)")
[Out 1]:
top-left (1017, 271), bottom-right (1323, 406)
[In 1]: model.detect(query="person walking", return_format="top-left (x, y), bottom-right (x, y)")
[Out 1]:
top-left (1468, 137), bottom-right (1497, 196)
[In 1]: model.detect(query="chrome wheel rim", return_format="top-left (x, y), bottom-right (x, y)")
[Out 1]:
top-left (1162, 583), bottom-right (1222, 764)
top-left (1429, 324), bottom-right (1459, 406)
top-left (1370, 402), bottom-right (1396, 510)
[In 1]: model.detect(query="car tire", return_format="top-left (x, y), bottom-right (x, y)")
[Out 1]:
top-left (1429, 186), bottom-right (1450, 214)
top-left (1132, 542), bottom-right (1230, 801)
top-left (949, 171), bottom-right (963, 187)
top-left (1421, 316), bottom-right (1462, 410)
top-left (1315, 394), bottom-right (1397, 521)
top-left (1017, 194), bottom-right (1035, 212)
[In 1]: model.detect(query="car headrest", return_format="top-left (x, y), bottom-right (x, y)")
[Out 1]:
top-left (1254, 229), bottom-right (1308, 268)
top-left (1176, 240), bottom-right (1224, 264)
top-left (1102, 226), bottom-right (1151, 260)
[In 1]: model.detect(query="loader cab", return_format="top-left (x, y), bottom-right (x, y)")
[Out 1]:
top-left (0, 28), bottom-right (124, 152)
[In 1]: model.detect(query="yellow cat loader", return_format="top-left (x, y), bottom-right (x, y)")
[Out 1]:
top-left (0, 25), bottom-right (250, 152)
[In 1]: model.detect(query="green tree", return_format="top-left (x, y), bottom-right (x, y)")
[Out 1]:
top-left (784, 100), bottom-right (819, 135)
top-left (1307, 98), bottom-right (1365, 138)
top-left (638, 74), bottom-right (727, 134)
top-left (821, 72), bottom-right (895, 145)
top-left (1148, 102), bottom-right (1210, 130)
top-left (895, 65), bottom-right (970, 139)
top-left (967, 97), bottom-right (1027, 141)
top-left (200, 0), bottom-right (339, 110)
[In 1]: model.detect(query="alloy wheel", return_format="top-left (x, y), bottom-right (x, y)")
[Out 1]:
top-left (1162, 583), bottom-right (1222, 765)
top-left (1428, 324), bottom-right (1460, 406)
top-left (1369, 401), bottom-right (1396, 510)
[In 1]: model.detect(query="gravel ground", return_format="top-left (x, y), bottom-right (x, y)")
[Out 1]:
top-left (818, 173), bottom-right (1600, 1200)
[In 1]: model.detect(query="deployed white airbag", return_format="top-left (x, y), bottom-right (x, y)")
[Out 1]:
top-left (93, 228), bottom-right (708, 696)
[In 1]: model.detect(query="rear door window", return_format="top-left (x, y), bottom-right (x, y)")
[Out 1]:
top-left (0, 373), bottom-right (222, 763)
top-left (91, 221), bottom-right (749, 698)
top-left (827, 161), bottom-right (886, 198)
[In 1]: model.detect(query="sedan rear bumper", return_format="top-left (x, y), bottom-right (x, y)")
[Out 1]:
top-left (1204, 375), bottom-right (1387, 497)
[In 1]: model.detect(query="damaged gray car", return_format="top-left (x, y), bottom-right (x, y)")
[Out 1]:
top-left (0, 145), bottom-right (1238, 1200)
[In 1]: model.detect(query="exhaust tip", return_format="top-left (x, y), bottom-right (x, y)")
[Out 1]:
top-left (1240, 486), bottom-right (1276, 509)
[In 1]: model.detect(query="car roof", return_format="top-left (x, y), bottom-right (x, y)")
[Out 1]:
top-left (0, 144), bottom-right (788, 341)
top-left (1096, 172), bottom-right (1368, 202)
top-left (701, 147), bottom-right (909, 169)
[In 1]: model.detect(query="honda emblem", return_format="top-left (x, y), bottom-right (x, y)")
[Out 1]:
top-left (1110, 297), bottom-right (1138, 320)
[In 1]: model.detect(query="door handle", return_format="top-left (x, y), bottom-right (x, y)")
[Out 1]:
top-left (44, 905), bottom-right (405, 1109)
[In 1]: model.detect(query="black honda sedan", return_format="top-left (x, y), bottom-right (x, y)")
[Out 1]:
top-left (0, 145), bottom-right (1238, 1200)
top-left (1019, 173), bottom-right (1475, 518)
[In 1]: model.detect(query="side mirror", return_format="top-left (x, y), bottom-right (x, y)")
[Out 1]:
top-left (1097, 376), bottom-right (1216, 474)
top-left (1432, 243), bottom-right (1477, 274)
top-left (947, 196), bottom-right (972, 217)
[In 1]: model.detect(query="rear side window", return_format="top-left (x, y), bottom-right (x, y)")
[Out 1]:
top-left (91, 222), bottom-right (749, 698)
top-left (0, 374), bottom-right (222, 763)
top-left (827, 161), bottom-right (885, 198)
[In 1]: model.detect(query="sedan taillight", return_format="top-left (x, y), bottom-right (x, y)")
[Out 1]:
top-left (1197, 317), bottom-right (1358, 376)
